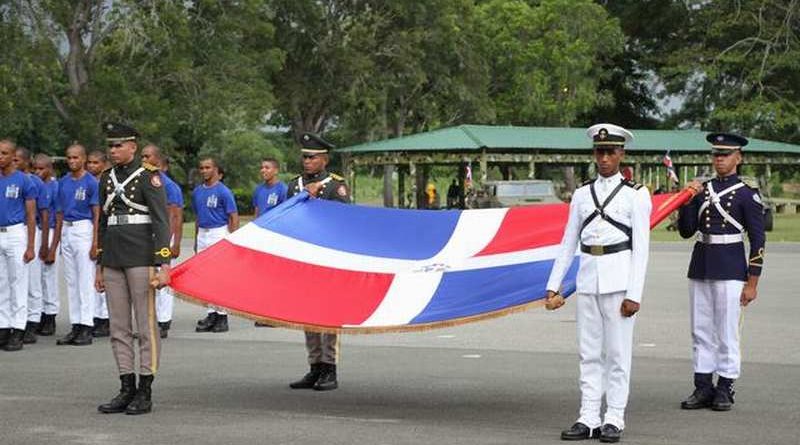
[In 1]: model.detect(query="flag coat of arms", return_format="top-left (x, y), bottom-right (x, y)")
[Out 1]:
top-left (171, 191), bottom-right (689, 333)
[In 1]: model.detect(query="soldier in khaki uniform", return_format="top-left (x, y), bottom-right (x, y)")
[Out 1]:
top-left (287, 132), bottom-right (349, 391)
top-left (95, 123), bottom-right (170, 415)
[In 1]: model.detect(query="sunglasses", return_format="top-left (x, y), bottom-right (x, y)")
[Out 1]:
top-left (107, 143), bottom-right (124, 148)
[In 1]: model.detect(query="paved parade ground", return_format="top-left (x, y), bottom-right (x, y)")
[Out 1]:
top-left (2, 242), bottom-right (799, 445)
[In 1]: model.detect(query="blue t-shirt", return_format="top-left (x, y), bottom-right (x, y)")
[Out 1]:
top-left (161, 173), bottom-right (184, 207)
top-left (0, 170), bottom-right (37, 226)
top-left (42, 178), bottom-right (58, 229)
top-left (252, 181), bottom-right (287, 217)
top-left (57, 172), bottom-right (99, 222)
top-left (192, 182), bottom-right (237, 229)
top-left (27, 173), bottom-right (49, 228)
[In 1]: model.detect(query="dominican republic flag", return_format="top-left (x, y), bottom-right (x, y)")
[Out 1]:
top-left (663, 151), bottom-right (679, 184)
top-left (170, 190), bottom-right (691, 333)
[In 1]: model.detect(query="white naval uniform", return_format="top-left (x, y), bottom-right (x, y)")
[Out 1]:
top-left (546, 172), bottom-right (652, 430)
top-left (156, 235), bottom-right (176, 323)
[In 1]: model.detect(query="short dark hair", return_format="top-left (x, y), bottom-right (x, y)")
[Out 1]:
top-left (143, 144), bottom-right (163, 162)
top-left (199, 157), bottom-right (219, 169)
top-left (261, 157), bottom-right (280, 169)
top-left (88, 150), bottom-right (107, 162)
top-left (15, 146), bottom-right (32, 161)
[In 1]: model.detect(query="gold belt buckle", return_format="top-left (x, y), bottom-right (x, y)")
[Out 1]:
top-left (590, 245), bottom-right (604, 256)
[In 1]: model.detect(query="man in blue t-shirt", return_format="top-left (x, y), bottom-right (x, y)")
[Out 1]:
top-left (0, 139), bottom-right (37, 351)
top-left (252, 157), bottom-right (287, 217)
top-left (86, 149), bottom-right (111, 338)
top-left (33, 154), bottom-right (60, 336)
top-left (13, 147), bottom-right (51, 345)
top-left (191, 157), bottom-right (238, 333)
top-left (52, 144), bottom-right (100, 346)
top-left (142, 144), bottom-right (184, 338)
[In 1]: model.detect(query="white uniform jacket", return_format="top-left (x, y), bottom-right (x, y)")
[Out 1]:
top-left (546, 172), bottom-right (652, 303)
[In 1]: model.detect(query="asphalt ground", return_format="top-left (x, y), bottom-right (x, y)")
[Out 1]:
top-left (2, 241), bottom-right (799, 445)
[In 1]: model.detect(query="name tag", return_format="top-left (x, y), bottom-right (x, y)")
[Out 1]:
top-left (267, 193), bottom-right (278, 206)
top-left (206, 194), bottom-right (218, 208)
top-left (74, 187), bottom-right (87, 201)
top-left (5, 184), bottom-right (20, 199)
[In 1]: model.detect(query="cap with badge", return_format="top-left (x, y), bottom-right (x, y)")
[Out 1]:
top-left (586, 123), bottom-right (634, 148)
top-left (103, 122), bottom-right (140, 143)
top-left (300, 132), bottom-right (335, 155)
top-left (707, 132), bottom-right (748, 154)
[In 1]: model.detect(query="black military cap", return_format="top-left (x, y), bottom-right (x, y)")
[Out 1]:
top-left (103, 122), bottom-right (139, 143)
top-left (300, 132), bottom-right (335, 155)
top-left (707, 132), bottom-right (748, 154)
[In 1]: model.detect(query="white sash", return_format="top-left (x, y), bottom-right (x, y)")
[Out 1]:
top-left (697, 181), bottom-right (745, 232)
top-left (102, 167), bottom-right (149, 214)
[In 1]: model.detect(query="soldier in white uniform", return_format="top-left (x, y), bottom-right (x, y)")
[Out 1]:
top-left (545, 123), bottom-right (651, 443)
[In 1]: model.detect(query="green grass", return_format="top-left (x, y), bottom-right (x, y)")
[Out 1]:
top-left (651, 212), bottom-right (800, 242)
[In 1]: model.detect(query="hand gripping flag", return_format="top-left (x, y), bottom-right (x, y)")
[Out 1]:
top-left (171, 189), bottom-right (693, 333)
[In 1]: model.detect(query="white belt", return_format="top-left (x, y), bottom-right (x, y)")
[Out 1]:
top-left (198, 226), bottom-right (228, 233)
top-left (696, 232), bottom-right (744, 244)
top-left (63, 219), bottom-right (92, 228)
top-left (108, 214), bottom-right (152, 226)
top-left (0, 223), bottom-right (24, 233)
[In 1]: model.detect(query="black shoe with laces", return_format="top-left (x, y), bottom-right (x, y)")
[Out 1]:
top-left (599, 424), bottom-right (622, 443)
top-left (560, 422), bottom-right (600, 441)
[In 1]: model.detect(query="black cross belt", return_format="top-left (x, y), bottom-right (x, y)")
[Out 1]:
top-left (580, 241), bottom-right (632, 256)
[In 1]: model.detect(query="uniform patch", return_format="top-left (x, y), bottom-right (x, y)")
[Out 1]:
top-left (150, 174), bottom-right (162, 188)
top-left (753, 193), bottom-right (762, 204)
top-left (337, 185), bottom-right (348, 197)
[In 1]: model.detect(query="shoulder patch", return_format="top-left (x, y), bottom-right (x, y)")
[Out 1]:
top-left (330, 173), bottom-right (345, 181)
top-left (622, 179), bottom-right (643, 190)
top-left (142, 162), bottom-right (159, 172)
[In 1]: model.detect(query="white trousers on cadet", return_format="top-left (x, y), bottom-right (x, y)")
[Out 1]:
top-left (576, 291), bottom-right (635, 431)
top-left (156, 259), bottom-right (174, 323)
top-left (61, 220), bottom-right (95, 327)
top-left (689, 279), bottom-right (744, 379)
top-left (95, 290), bottom-right (108, 319)
top-left (27, 227), bottom-right (44, 322)
top-left (41, 229), bottom-right (59, 316)
top-left (197, 226), bottom-right (229, 316)
top-left (0, 224), bottom-right (30, 330)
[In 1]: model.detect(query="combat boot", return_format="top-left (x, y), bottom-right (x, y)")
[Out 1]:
top-left (289, 364), bottom-right (322, 389)
top-left (159, 321), bottom-right (171, 339)
top-left (211, 314), bottom-right (229, 333)
top-left (23, 321), bottom-right (39, 344)
top-left (3, 329), bottom-right (24, 351)
top-left (0, 328), bottom-right (10, 348)
top-left (126, 374), bottom-right (153, 415)
top-left (195, 313), bottom-right (217, 332)
top-left (313, 364), bottom-right (338, 391)
top-left (92, 318), bottom-right (110, 337)
top-left (38, 314), bottom-right (56, 336)
top-left (98, 374), bottom-right (137, 413)
top-left (711, 377), bottom-right (735, 411)
top-left (72, 324), bottom-right (93, 346)
top-left (57, 324), bottom-right (79, 345)
top-left (681, 373), bottom-right (715, 409)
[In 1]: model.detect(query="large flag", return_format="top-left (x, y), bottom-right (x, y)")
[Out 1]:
top-left (171, 190), bottom-right (690, 333)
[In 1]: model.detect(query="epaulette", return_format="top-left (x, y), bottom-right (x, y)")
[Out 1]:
top-left (580, 179), bottom-right (594, 188)
top-left (330, 173), bottom-right (345, 181)
top-left (142, 162), bottom-right (159, 171)
top-left (622, 178), bottom-right (643, 190)
top-left (291, 174), bottom-right (302, 182)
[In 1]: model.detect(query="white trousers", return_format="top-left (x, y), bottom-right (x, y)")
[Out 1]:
top-left (690, 279), bottom-right (744, 379)
top-left (156, 259), bottom-right (174, 323)
top-left (95, 290), bottom-right (108, 319)
top-left (0, 224), bottom-right (29, 330)
top-left (197, 226), bottom-right (229, 315)
top-left (61, 220), bottom-right (95, 326)
top-left (576, 291), bottom-right (635, 430)
top-left (27, 228), bottom-right (44, 322)
top-left (41, 229), bottom-right (59, 316)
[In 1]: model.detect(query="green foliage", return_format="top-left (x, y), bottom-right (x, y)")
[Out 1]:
top-left (198, 130), bottom-right (284, 193)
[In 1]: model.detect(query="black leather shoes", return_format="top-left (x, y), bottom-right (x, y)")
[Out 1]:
top-left (211, 314), bottom-right (229, 333)
top-left (72, 325), bottom-right (93, 346)
top-left (92, 318), bottom-right (110, 337)
top-left (681, 388), bottom-right (714, 409)
top-left (599, 424), bottom-right (622, 443)
top-left (23, 322), bottom-right (38, 344)
top-left (3, 329), bottom-right (24, 351)
top-left (313, 364), bottom-right (338, 391)
top-left (98, 374), bottom-right (137, 414)
top-left (0, 328), bottom-right (11, 348)
top-left (38, 314), bottom-right (56, 336)
top-left (290, 364), bottom-right (322, 389)
top-left (561, 422), bottom-right (600, 441)
top-left (196, 313), bottom-right (217, 332)
top-left (57, 324), bottom-right (79, 345)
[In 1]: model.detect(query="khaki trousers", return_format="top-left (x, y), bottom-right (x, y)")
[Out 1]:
top-left (104, 266), bottom-right (160, 375)
top-left (305, 331), bottom-right (338, 365)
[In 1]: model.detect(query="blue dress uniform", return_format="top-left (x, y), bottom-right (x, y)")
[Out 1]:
top-left (288, 133), bottom-right (350, 392)
top-left (678, 133), bottom-right (765, 411)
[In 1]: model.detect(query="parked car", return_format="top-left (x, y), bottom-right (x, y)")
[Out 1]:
top-left (467, 180), bottom-right (562, 209)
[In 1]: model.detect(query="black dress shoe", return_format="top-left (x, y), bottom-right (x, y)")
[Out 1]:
top-left (561, 422), bottom-right (600, 441)
top-left (23, 322), bottom-right (38, 344)
top-left (681, 388), bottom-right (714, 409)
top-left (711, 387), bottom-right (734, 411)
top-left (599, 424), bottom-right (622, 443)
top-left (289, 364), bottom-right (322, 389)
top-left (38, 314), bottom-right (56, 336)
top-left (211, 314), bottom-right (228, 333)
top-left (195, 313), bottom-right (217, 332)
top-left (313, 364), bottom-right (338, 391)
top-left (57, 324), bottom-right (79, 345)
top-left (92, 318), bottom-right (110, 337)
top-left (72, 325), bottom-right (93, 346)
top-left (0, 328), bottom-right (11, 348)
top-left (3, 329), bottom-right (24, 351)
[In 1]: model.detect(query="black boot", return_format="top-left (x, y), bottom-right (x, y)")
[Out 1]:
top-left (72, 325), bottom-right (93, 346)
top-left (0, 328), bottom-right (10, 348)
top-left (211, 314), bottom-right (229, 333)
top-left (599, 424), bottom-right (623, 443)
top-left (98, 374), bottom-right (137, 414)
top-left (681, 372), bottom-right (714, 409)
top-left (289, 364), bottom-right (322, 389)
top-left (195, 313), bottom-right (217, 332)
top-left (712, 377), bottom-right (735, 411)
top-left (23, 322), bottom-right (38, 344)
top-left (93, 318), bottom-right (110, 337)
top-left (159, 321), bottom-right (171, 339)
top-left (38, 314), bottom-right (56, 336)
top-left (3, 329), bottom-right (24, 351)
top-left (313, 363), bottom-right (338, 391)
top-left (57, 324), bottom-right (80, 345)
top-left (126, 374), bottom-right (153, 415)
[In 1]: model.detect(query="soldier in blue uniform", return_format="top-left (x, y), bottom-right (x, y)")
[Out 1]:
top-left (678, 133), bottom-right (765, 412)
top-left (287, 133), bottom-right (349, 392)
